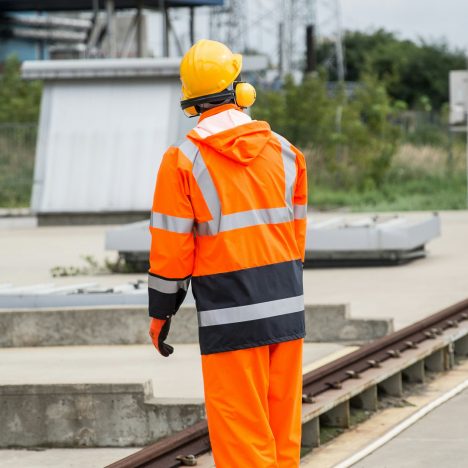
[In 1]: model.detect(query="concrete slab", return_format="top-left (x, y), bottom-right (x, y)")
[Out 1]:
top-left (353, 386), bottom-right (468, 468)
top-left (0, 448), bottom-right (140, 468)
top-left (0, 304), bottom-right (392, 347)
top-left (303, 211), bottom-right (468, 330)
top-left (0, 343), bottom-right (354, 448)
top-left (1, 211), bottom-right (467, 329)
top-left (0, 343), bottom-right (347, 400)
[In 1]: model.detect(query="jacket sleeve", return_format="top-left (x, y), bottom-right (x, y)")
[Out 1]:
top-left (148, 146), bottom-right (195, 319)
top-left (292, 147), bottom-right (308, 262)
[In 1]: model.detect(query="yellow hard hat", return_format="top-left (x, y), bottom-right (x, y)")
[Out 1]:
top-left (180, 39), bottom-right (242, 100)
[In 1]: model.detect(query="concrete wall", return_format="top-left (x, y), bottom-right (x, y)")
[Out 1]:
top-left (0, 304), bottom-right (393, 348)
top-left (0, 381), bottom-right (205, 448)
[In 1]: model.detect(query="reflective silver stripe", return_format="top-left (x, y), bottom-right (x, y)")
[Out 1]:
top-left (191, 148), bottom-right (222, 235)
top-left (198, 294), bottom-right (304, 327)
top-left (148, 274), bottom-right (190, 294)
top-left (178, 137), bottom-right (297, 237)
top-left (178, 139), bottom-right (199, 163)
top-left (197, 207), bottom-right (291, 235)
top-left (150, 212), bottom-right (194, 233)
top-left (274, 132), bottom-right (297, 211)
top-left (293, 204), bottom-right (307, 219)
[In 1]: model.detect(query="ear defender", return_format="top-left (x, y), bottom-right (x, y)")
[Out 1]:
top-left (183, 105), bottom-right (199, 117)
top-left (180, 84), bottom-right (256, 117)
top-left (234, 82), bottom-right (256, 108)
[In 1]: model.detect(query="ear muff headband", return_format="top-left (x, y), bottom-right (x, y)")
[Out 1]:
top-left (180, 82), bottom-right (256, 117)
top-left (180, 90), bottom-right (235, 115)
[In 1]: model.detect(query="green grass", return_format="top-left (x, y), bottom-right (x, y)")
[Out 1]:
top-left (0, 130), bottom-right (466, 213)
top-left (310, 143), bottom-right (467, 212)
top-left (311, 172), bottom-right (467, 212)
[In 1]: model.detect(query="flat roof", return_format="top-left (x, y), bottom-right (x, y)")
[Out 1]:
top-left (21, 55), bottom-right (268, 80)
top-left (0, 0), bottom-right (223, 11)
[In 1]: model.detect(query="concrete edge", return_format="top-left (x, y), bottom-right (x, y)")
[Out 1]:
top-left (0, 303), bottom-right (394, 347)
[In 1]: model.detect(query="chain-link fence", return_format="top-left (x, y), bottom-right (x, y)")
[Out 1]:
top-left (0, 123), bottom-right (37, 208)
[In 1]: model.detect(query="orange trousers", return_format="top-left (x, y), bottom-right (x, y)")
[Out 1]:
top-left (201, 339), bottom-right (303, 468)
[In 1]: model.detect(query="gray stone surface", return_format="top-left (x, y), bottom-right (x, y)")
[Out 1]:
top-left (304, 304), bottom-right (392, 342)
top-left (0, 381), bottom-right (205, 448)
top-left (0, 304), bottom-right (392, 348)
top-left (0, 342), bottom-right (348, 448)
top-left (2, 211), bottom-right (465, 331)
top-left (354, 387), bottom-right (468, 468)
top-left (0, 343), bottom-right (345, 399)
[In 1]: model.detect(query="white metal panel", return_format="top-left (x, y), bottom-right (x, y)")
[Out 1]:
top-left (25, 57), bottom-right (266, 214)
top-left (449, 70), bottom-right (468, 126)
top-left (22, 56), bottom-right (268, 80)
top-left (32, 77), bottom-right (193, 213)
top-left (105, 219), bottom-right (150, 251)
top-left (106, 214), bottom-right (441, 255)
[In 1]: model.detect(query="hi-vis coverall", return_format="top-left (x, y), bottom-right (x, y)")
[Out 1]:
top-left (148, 103), bottom-right (307, 467)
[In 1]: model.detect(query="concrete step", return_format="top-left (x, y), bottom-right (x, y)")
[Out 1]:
top-left (0, 303), bottom-right (393, 348)
top-left (0, 343), bottom-right (355, 448)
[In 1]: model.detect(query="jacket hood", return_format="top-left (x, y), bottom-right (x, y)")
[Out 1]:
top-left (187, 107), bottom-right (272, 166)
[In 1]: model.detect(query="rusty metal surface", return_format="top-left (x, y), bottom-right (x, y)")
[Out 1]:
top-left (105, 420), bottom-right (210, 468)
top-left (107, 298), bottom-right (468, 468)
top-left (303, 298), bottom-right (468, 397)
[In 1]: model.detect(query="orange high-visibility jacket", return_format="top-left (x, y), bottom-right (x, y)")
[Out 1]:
top-left (148, 104), bottom-right (307, 354)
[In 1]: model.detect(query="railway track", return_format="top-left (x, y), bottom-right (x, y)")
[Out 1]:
top-left (107, 298), bottom-right (468, 468)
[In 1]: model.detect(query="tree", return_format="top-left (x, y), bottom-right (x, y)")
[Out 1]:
top-left (253, 73), bottom-right (400, 191)
top-left (317, 29), bottom-right (466, 110)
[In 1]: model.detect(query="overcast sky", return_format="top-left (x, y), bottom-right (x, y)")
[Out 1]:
top-left (341, 0), bottom-right (467, 49)
top-left (147, 0), bottom-right (468, 58)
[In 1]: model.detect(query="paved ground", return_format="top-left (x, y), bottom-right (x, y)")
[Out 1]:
top-left (0, 343), bottom-right (353, 468)
top-left (1, 210), bottom-right (467, 328)
top-left (353, 385), bottom-right (468, 468)
top-left (0, 448), bottom-right (140, 468)
top-left (0, 342), bottom-right (350, 400)
top-left (304, 211), bottom-right (468, 329)
top-left (1, 210), bottom-right (467, 466)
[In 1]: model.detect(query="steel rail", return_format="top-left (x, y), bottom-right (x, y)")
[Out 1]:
top-left (303, 297), bottom-right (468, 397)
top-left (107, 297), bottom-right (468, 468)
top-left (107, 420), bottom-right (210, 468)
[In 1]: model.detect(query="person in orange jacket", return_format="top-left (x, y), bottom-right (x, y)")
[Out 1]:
top-left (148, 39), bottom-right (307, 468)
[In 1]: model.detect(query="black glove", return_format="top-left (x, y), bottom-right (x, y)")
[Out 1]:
top-left (149, 317), bottom-right (174, 357)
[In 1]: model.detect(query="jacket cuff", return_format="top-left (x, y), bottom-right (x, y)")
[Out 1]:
top-left (148, 272), bottom-right (191, 318)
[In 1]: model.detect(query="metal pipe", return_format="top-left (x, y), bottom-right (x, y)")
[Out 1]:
top-left (278, 22), bottom-right (284, 79)
top-left (159, 0), bottom-right (169, 57)
top-left (106, 0), bottom-right (117, 58)
top-left (136, 0), bottom-right (144, 57)
top-left (11, 27), bottom-right (87, 43)
top-left (305, 24), bottom-right (316, 74)
top-left (189, 6), bottom-right (195, 45)
top-left (1, 14), bottom-right (92, 30)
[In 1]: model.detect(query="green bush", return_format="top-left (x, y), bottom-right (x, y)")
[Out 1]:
top-left (253, 74), bottom-right (401, 191)
top-left (0, 124), bottom-right (37, 207)
top-left (0, 55), bottom-right (42, 123)
top-left (0, 55), bottom-right (41, 207)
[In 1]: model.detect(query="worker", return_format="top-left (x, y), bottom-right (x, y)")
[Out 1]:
top-left (148, 39), bottom-right (308, 468)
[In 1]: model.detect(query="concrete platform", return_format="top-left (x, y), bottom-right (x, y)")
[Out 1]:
top-left (0, 343), bottom-right (347, 399)
top-left (0, 304), bottom-right (392, 347)
top-left (1, 211), bottom-right (467, 329)
top-left (0, 342), bottom-right (354, 448)
top-left (354, 386), bottom-right (468, 468)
